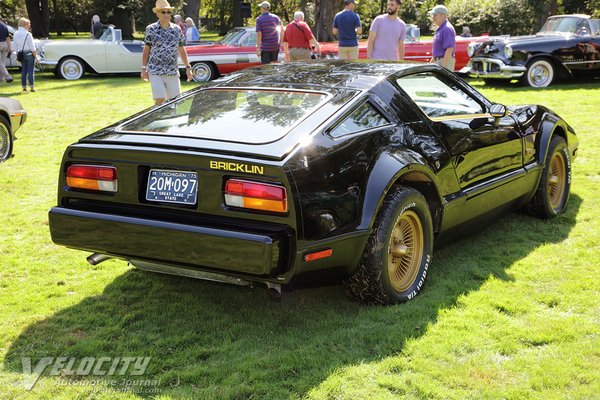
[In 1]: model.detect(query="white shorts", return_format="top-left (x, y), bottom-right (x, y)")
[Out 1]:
top-left (149, 74), bottom-right (181, 100)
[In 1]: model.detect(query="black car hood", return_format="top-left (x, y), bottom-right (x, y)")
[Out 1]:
top-left (473, 33), bottom-right (572, 57)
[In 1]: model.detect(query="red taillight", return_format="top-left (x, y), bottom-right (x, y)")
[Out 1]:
top-left (66, 164), bottom-right (118, 192)
top-left (224, 179), bottom-right (287, 213)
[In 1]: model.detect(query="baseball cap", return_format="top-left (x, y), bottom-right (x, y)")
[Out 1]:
top-left (428, 5), bottom-right (448, 15)
top-left (259, 1), bottom-right (270, 9)
top-left (344, 0), bottom-right (358, 5)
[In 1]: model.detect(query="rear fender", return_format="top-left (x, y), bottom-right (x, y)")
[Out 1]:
top-left (536, 112), bottom-right (574, 166)
top-left (359, 150), bottom-right (443, 232)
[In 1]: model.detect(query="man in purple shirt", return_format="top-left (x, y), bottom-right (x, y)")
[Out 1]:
top-left (366, 0), bottom-right (406, 61)
top-left (428, 5), bottom-right (455, 71)
top-left (256, 1), bottom-right (282, 64)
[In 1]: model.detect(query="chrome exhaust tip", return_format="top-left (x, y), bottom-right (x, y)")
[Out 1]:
top-left (86, 253), bottom-right (112, 266)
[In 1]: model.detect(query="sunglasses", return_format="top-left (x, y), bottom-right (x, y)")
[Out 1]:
top-left (161, 10), bottom-right (172, 14)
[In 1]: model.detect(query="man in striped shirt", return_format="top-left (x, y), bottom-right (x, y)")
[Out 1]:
top-left (256, 1), bottom-right (282, 64)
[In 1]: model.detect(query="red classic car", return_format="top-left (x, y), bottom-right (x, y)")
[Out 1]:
top-left (185, 27), bottom-right (277, 82)
top-left (185, 26), bottom-right (488, 82)
top-left (320, 32), bottom-right (489, 71)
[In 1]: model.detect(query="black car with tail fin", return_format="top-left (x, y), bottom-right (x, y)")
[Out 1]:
top-left (464, 14), bottom-right (600, 88)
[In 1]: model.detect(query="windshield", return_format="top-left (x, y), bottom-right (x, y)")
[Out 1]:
top-left (119, 88), bottom-right (329, 144)
top-left (539, 17), bottom-right (590, 35)
top-left (590, 20), bottom-right (600, 36)
top-left (220, 29), bottom-right (246, 45)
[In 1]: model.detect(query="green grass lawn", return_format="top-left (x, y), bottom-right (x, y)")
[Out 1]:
top-left (0, 72), bottom-right (599, 399)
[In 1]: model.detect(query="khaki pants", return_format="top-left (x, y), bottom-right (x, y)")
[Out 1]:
top-left (0, 42), bottom-right (12, 81)
top-left (149, 74), bottom-right (181, 100)
top-left (434, 57), bottom-right (456, 71)
top-left (289, 48), bottom-right (312, 61)
top-left (338, 46), bottom-right (359, 60)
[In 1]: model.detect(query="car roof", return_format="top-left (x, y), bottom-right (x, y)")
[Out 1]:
top-left (213, 60), bottom-right (424, 92)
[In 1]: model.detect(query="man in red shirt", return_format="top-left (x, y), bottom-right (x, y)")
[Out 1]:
top-left (283, 11), bottom-right (321, 61)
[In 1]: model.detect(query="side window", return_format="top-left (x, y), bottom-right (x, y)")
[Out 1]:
top-left (329, 101), bottom-right (391, 138)
top-left (395, 73), bottom-right (484, 119)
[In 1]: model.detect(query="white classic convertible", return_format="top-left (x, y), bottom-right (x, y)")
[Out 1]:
top-left (40, 27), bottom-right (144, 80)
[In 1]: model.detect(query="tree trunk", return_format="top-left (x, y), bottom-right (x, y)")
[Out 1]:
top-left (183, 0), bottom-right (201, 27)
top-left (533, 0), bottom-right (558, 30)
top-left (113, 6), bottom-right (134, 39)
top-left (50, 0), bottom-right (62, 36)
top-left (314, 0), bottom-right (339, 42)
top-left (232, 0), bottom-right (243, 27)
top-left (25, 0), bottom-right (50, 38)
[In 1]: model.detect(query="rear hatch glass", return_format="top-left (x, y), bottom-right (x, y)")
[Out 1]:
top-left (118, 88), bottom-right (329, 144)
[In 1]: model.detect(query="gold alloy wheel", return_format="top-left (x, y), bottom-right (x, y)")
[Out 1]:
top-left (548, 150), bottom-right (566, 210)
top-left (388, 210), bottom-right (424, 292)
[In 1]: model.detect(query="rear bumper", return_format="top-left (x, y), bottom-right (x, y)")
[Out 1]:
top-left (465, 58), bottom-right (526, 79)
top-left (49, 207), bottom-right (291, 277)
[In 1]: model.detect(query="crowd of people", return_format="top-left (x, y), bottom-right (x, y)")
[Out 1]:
top-left (2, 0), bottom-right (464, 102)
top-left (255, 0), bottom-right (458, 71)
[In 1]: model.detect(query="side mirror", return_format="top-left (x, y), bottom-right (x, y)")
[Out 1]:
top-left (490, 104), bottom-right (506, 118)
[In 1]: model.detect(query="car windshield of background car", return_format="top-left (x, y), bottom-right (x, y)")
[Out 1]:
top-left (540, 17), bottom-right (581, 34)
top-left (396, 73), bottom-right (484, 119)
top-left (588, 20), bottom-right (600, 36)
top-left (99, 28), bottom-right (112, 41)
top-left (221, 29), bottom-right (246, 45)
top-left (119, 89), bottom-right (329, 144)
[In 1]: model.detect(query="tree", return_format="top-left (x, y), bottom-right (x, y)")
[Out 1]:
top-left (183, 0), bottom-right (201, 26)
top-left (314, 0), bottom-right (338, 41)
top-left (25, 0), bottom-right (50, 37)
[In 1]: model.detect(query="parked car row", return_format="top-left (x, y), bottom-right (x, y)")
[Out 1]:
top-left (4, 14), bottom-right (598, 88)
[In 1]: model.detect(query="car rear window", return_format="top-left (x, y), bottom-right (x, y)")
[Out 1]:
top-left (119, 88), bottom-right (329, 144)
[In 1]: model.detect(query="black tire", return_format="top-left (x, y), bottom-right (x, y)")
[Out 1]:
top-left (528, 136), bottom-right (571, 218)
top-left (345, 186), bottom-right (434, 305)
top-left (0, 115), bottom-right (12, 162)
top-left (57, 57), bottom-right (85, 80)
top-left (190, 62), bottom-right (216, 82)
top-left (523, 58), bottom-right (554, 88)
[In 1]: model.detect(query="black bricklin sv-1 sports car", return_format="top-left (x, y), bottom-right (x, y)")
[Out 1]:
top-left (49, 61), bottom-right (578, 304)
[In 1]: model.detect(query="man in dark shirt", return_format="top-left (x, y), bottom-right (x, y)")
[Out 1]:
top-left (333, 0), bottom-right (362, 60)
top-left (91, 15), bottom-right (108, 39)
top-left (256, 1), bottom-right (282, 64)
top-left (0, 16), bottom-right (13, 83)
top-left (428, 5), bottom-right (456, 71)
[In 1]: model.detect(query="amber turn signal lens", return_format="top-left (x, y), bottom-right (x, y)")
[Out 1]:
top-left (225, 179), bottom-right (287, 213)
top-left (66, 164), bottom-right (118, 192)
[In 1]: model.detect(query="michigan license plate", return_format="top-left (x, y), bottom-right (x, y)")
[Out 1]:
top-left (146, 169), bottom-right (198, 205)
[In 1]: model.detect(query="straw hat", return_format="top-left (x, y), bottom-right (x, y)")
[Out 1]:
top-left (153, 0), bottom-right (175, 13)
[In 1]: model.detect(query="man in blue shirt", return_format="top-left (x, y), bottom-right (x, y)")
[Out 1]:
top-left (333, 0), bottom-right (362, 60)
top-left (428, 5), bottom-right (456, 71)
top-left (256, 1), bottom-right (282, 64)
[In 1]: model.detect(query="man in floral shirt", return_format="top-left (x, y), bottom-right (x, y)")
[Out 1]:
top-left (141, 0), bottom-right (193, 105)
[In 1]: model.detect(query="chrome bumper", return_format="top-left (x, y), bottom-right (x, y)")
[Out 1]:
top-left (464, 58), bottom-right (527, 79)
